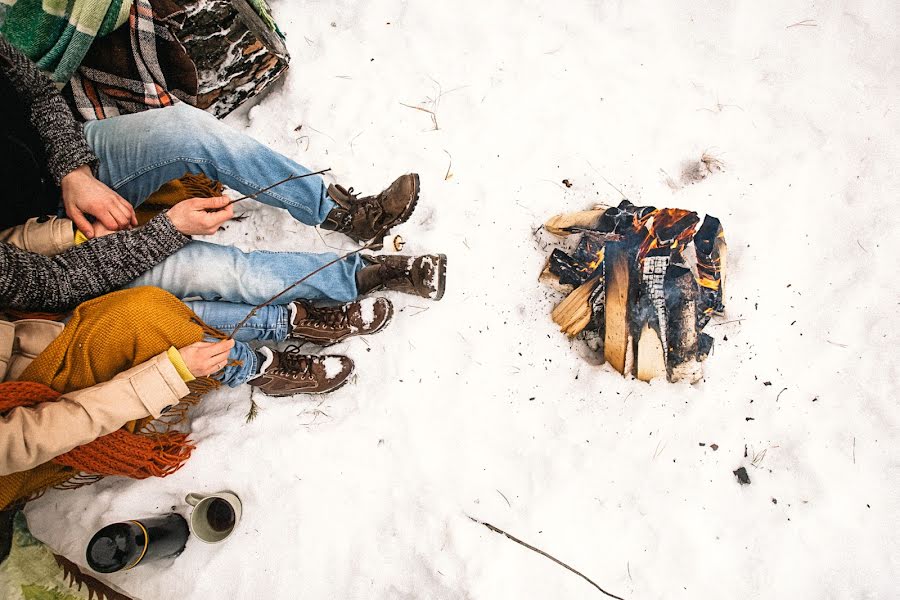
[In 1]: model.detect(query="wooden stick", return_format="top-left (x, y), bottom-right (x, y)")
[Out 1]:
top-left (222, 169), bottom-right (332, 207)
top-left (468, 516), bottom-right (625, 600)
top-left (226, 225), bottom-right (389, 339)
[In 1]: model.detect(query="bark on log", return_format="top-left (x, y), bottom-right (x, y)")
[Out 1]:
top-left (173, 0), bottom-right (290, 117)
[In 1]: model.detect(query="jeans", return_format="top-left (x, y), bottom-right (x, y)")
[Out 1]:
top-left (83, 102), bottom-right (334, 224)
top-left (82, 102), bottom-right (363, 303)
top-left (185, 301), bottom-right (291, 387)
top-left (128, 242), bottom-right (364, 304)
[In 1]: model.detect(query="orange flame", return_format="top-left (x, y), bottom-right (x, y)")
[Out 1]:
top-left (586, 247), bottom-right (605, 272)
top-left (634, 208), bottom-right (699, 262)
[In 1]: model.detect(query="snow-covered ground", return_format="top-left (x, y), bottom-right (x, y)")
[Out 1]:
top-left (26, 1), bottom-right (900, 598)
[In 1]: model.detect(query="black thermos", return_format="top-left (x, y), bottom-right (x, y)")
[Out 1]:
top-left (86, 514), bottom-right (189, 573)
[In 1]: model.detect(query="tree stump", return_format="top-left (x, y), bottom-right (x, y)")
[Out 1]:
top-left (173, 0), bottom-right (290, 117)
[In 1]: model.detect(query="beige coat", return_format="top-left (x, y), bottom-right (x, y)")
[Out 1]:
top-left (0, 218), bottom-right (190, 476)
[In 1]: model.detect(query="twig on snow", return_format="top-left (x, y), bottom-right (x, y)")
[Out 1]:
top-left (444, 149), bottom-right (454, 180)
top-left (400, 102), bottom-right (439, 130)
top-left (467, 515), bottom-right (625, 600)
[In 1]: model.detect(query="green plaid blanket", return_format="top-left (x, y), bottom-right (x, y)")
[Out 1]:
top-left (0, 0), bottom-right (132, 85)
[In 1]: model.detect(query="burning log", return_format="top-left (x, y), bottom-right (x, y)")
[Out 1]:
top-left (633, 254), bottom-right (670, 381)
top-left (541, 199), bottom-right (727, 383)
top-left (665, 266), bottom-right (702, 383)
top-left (694, 215), bottom-right (727, 329)
top-left (548, 248), bottom-right (590, 287)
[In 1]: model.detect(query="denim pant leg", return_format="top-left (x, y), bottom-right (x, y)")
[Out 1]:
top-left (127, 240), bottom-right (363, 304)
top-left (185, 301), bottom-right (288, 387)
top-left (219, 341), bottom-right (259, 387)
top-left (82, 103), bottom-right (335, 225)
top-left (184, 301), bottom-right (290, 343)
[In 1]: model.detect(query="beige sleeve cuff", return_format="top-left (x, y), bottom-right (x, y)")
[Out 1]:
top-left (0, 216), bottom-right (76, 256)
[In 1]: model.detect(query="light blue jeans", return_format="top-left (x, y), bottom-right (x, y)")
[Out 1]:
top-left (185, 301), bottom-right (291, 387)
top-left (82, 102), bottom-right (363, 304)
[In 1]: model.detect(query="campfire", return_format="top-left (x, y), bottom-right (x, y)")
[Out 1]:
top-left (540, 200), bottom-right (727, 383)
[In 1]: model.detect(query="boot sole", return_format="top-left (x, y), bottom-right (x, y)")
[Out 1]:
top-left (257, 357), bottom-right (356, 397)
top-left (368, 173), bottom-right (420, 250)
top-left (430, 253), bottom-right (447, 301)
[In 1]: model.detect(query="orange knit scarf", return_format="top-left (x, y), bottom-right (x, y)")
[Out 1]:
top-left (0, 381), bottom-right (195, 479)
top-left (0, 287), bottom-right (222, 509)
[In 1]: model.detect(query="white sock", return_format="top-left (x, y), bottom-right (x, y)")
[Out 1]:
top-left (288, 302), bottom-right (298, 324)
top-left (257, 346), bottom-right (274, 374)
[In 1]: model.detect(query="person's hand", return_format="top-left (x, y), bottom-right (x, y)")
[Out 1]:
top-left (166, 196), bottom-right (234, 235)
top-left (61, 165), bottom-right (138, 238)
top-left (89, 220), bottom-right (117, 238)
top-left (178, 339), bottom-right (235, 377)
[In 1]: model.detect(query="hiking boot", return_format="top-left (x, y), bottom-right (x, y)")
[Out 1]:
top-left (356, 254), bottom-right (447, 300)
top-left (247, 346), bottom-right (354, 396)
top-left (289, 298), bottom-right (394, 345)
top-left (320, 173), bottom-right (420, 249)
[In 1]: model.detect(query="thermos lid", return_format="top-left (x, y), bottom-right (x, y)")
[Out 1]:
top-left (86, 523), bottom-right (132, 573)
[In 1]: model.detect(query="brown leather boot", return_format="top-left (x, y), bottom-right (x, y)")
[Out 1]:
top-left (247, 346), bottom-right (354, 396)
top-left (289, 298), bottom-right (393, 344)
top-left (356, 254), bottom-right (447, 300)
top-left (320, 173), bottom-right (420, 249)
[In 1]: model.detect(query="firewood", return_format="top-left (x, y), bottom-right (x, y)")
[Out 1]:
top-left (695, 215), bottom-right (727, 327)
top-left (544, 206), bottom-right (609, 236)
top-left (548, 248), bottom-right (589, 287)
top-left (603, 242), bottom-right (635, 374)
top-left (539, 260), bottom-right (574, 295)
top-left (636, 322), bottom-right (667, 381)
top-left (551, 276), bottom-right (598, 336)
top-left (665, 265), bottom-right (702, 383)
top-left (641, 255), bottom-right (669, 364)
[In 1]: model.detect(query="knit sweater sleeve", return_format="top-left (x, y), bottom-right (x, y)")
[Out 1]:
top-left (0, 214), bottom-right (191, 312)
top-left (0, 35), bottom-right (97, 184)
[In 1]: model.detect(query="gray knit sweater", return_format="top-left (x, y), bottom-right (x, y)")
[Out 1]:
top-left (0, 35), bottom-right (192, 312)
top-left (0, 214), bottom-right (191, 312)
top-left (0, 35), bottom-right (96, 183)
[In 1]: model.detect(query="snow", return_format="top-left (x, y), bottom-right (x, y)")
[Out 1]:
top-left (24, 1), bottom-right (900, 598)
top-left (357, 296), bottom-right (378, 328)
top-left (321, 355), bottom-right (345, 380)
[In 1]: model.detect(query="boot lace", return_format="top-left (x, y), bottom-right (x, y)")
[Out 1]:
top-left (335, 185), bottom-right (385, 227)
top-left (301, 305), bottom-right (350, 330)
top-left (273, 345), bottom-right (315, 380)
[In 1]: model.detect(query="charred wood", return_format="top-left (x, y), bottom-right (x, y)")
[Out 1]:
top-left (549, 249), bottom-right (589, 287)
top-left (665, 265), bottom-right (702, 383)
top-left (695, 215), bottom-right (726, 328)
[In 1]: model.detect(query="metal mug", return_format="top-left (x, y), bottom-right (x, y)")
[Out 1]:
top-left (184, 491), bottom-right (242, 543)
